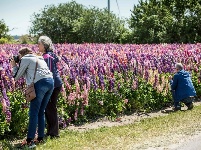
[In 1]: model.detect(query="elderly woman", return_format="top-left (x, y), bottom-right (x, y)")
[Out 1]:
top-left (38, 36), bottom-right (63, 138)
top-left (169, 63), bottom-right (196, 111)
top-left (10, 47), bottom-right (54, 148)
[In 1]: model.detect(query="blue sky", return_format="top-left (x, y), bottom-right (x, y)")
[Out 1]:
top-left (0, 0), bottom-right (139, 35)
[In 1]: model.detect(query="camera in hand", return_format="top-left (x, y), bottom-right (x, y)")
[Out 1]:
top-left (9, 55), bottom-right (20, 63)
top-left (13, 55), bottom-right (20, 63)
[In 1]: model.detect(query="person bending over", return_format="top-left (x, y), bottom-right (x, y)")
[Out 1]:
top-left (11, 47), bottom-right (54, 148)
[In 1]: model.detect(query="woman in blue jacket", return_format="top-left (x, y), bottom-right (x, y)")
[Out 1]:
top-left (38, 36), bottom-right (63, 138)
top-left (169, 63), bottom-right (196, 111)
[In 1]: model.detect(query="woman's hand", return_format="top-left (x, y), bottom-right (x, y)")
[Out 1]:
top-left (10, 58), bottom-right (17, 67)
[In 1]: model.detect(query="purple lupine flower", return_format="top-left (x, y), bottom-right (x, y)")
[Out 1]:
top-left (98, 73), bottom-right (105, 89)
top-left (144, 70), bottom-right (149, 82)
top-left (58, 116), bottom-right (67, 129)
top-left (153, 75), bottom-right (158, 87)
top-left (108, 78), bottom-right (115, 92)
top-left (92, 76), bottom-right (98, 90)
top-left (2, 88), bottom-right (11, 122)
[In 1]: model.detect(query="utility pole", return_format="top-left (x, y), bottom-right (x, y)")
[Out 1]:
top-left (108, 0), bottom-right (110, 12)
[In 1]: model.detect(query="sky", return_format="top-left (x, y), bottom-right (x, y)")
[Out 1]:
top-left (0, 0), bottom-right (139, 36)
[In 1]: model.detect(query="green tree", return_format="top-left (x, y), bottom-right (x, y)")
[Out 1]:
top-left (29, 1), bottom-right (128, 44)
top-left (129, 0), bottom-right (201, 44)
top-left (130, 0), bottom-right (175, 43)
top-left (0, 19), bottom-right (9, 39)
top-left (30, 1), bottom-right (85, 43)
top-left (0, 19), bottom-right (15, 44)
top-left (73, 7), bottom-right (127, 43)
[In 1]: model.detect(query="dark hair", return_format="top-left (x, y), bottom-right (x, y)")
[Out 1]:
top-left (19, 47), bottom-right (33, 56)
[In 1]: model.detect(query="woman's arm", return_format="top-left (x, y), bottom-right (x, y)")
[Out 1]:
top-left (12, 59), bottom-right (29, 80)
top-left (170, 75), bottom-right (178, 90)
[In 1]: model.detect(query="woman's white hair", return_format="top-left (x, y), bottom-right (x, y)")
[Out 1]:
top-left (175, 63), bottom-right (183, 70)
top-left (38, 35), bottom-right (54, 52)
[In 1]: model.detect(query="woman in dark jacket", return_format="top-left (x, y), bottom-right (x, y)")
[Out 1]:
top-left (169, 63), bottom-right (196, 111)
top-left (38, 36), bottom-right (63, 138)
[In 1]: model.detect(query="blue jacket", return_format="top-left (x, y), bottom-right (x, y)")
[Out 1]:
top-left (43, 52), bottom-right (63, 88)
top-left (170, 69), bottom-right (196, 102)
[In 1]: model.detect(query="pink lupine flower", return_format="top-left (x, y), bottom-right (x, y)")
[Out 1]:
top-left (67, 92), bottom-right (77, 105)
top-left (86, 77), bottom-right (91, 91)
top-left (1, 98), bottom-right (7, 113)
top-left (124, 99), bottom-right (128, 104)
top-left (61, 86), bottom-right (67, 100)
top-left (75, 78), bottom-right (80, 94)
top-left (194, 66), bottom-right (199, 72)
top-left (63, 76), bottom-right (71, 91)
top-left (99, 100), bottom-right (104, 106)
top-left (90, 65), bottom-right (96, 75)
top-left (80, 105), bottom-right (84, 116)
top-left (81, 84), bottom-right (89, 106)
top-left (132, 79), bottom-right (138, 90)
top-left (74, 108), bottom-right (78, 121)
top-left (101, 83), bottom-right (105, 91)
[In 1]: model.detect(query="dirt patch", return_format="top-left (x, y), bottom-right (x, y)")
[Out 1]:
top-left (67, 101), bottom-right (201, 132)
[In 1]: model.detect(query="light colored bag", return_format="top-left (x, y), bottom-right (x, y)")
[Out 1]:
top-left (25, 82), bottom-right (36, 102)
top-left (25, 57), bottom-right (38, 102)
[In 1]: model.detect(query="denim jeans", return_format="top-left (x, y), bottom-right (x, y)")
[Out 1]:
top-left (171, 90), bottom-right (194, 108)
top-left (27, 77), bottom-right (54, 140)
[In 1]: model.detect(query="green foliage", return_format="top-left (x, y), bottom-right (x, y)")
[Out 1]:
top-left (0, 37), bottom-right (8, 44)
top-left (0, 112), bottom-right (10, 138)
top-left (17, 35), bottom-right (36, 44)
top-left (0, 19), bottom-right (15, 44)
top-left (7, 91), bottom-right (29, 137)
top-left (130, 0), bottom-right (201, 44)
top-left (0, 91), bottom-right (29, 138)
top-left (73, 7), bottom-right (127, 43)
top-left (57, 71), bottom-right (172, 126)
top-left (2, 70), bottom-right (200, 137)
top-left (30, 1), bottom-right (86, 43)
top-left (191, 70), bottom-right (201, 98)
top-left (29, 1), bottom-right (128, 44)
top-left (0, 20), bottom-right (9, 39)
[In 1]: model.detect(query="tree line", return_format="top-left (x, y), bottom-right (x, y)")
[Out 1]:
top-left (1, 0), bottom-right (201, 44)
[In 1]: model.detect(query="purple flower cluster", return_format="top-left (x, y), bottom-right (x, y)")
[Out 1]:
top-left (1, 43), bottom-right (201, 126)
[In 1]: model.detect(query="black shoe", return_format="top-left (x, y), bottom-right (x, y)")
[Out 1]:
top-left (187, 103), bottom-right (194, 110)
top-left (173, 106), bottom-right (181, 111)
top-left (17, 140), bottom-right (36, 149)
top-left (34, 137), bottom-right (44, 145)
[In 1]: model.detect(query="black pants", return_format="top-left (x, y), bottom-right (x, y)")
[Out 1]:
top-left (174, 96), bottom-right (194, 109)
top-left (45, 86), bottom-right (62, 136)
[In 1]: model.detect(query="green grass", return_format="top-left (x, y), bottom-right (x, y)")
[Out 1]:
top-left (2, 105), bottom-right (201, 150)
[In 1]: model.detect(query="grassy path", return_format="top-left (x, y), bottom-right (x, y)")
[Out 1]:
top-left (2, 102), bottom-right (201, 150)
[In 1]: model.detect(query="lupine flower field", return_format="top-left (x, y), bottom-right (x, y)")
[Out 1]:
top-left (0, 43), bottom-right (201, 137)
